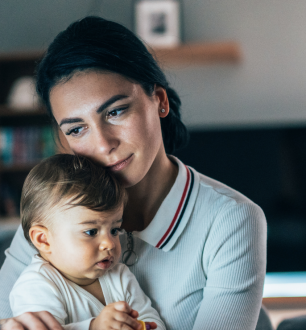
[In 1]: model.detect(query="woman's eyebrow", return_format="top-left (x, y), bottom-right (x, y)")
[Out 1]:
top-left (96, 94), bottom-right (129, 114)
top-left (59, 95), bottom-right (128, 127)
top-left (60, 117), bottom-right (84, 127)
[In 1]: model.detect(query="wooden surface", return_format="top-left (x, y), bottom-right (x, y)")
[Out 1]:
top-left (151, 41), bottom-right (241, 65)
top-left (263, 297), bottom-right (306, 329)
top-left (0, 105), bottom-right (47, 117)
top-left (0, 50), bottom-right (44, 62)
top-left (0, 163), bottom-right (38, 172)
top-left (263, 297), bottom-right (306, 309)
top-left (0, 41), bottom-right (241, 66)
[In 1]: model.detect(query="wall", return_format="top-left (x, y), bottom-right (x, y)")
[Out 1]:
top-left (1, 0), bottom-right (306, 129)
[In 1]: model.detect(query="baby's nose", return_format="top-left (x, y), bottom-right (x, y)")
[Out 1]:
top-left (99, 235), bottom-right (116, 251)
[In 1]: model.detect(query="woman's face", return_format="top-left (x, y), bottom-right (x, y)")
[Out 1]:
top-left (50, 71), bottom-right (168, 187)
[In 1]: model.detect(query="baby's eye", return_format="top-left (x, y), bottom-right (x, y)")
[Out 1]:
top-left (111, 228), bottom-right (124, 236)
top-left (84, 229), bottom-right (98, 236)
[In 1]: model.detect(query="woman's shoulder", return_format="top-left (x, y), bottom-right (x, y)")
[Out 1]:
top-left (172, 156), bottom-right (257, 208)
top-left (187, 167), bottom-right (266, 237)
top-left (193, 168), bottom-right (262, 211)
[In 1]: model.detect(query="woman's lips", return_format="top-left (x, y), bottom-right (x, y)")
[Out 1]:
top-left (107, 154), bottom-right (133, 172)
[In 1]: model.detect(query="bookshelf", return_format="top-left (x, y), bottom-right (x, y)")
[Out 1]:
top-left (0, 108), bottom-right (56, 220)
top-left (0, 53), bottom-right (56, 221)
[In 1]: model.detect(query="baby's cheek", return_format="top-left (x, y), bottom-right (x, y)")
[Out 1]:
top-left (73, 244), bottom-right (95, 263)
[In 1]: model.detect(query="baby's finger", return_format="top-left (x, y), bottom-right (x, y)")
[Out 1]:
top-left (145, 321), bottom-right (157, 329)
top-left (129, 309), bottom-right (139, 319)
top-left (114, 312), bottom-right (142, 330)
top-left (112, 319), bottom-right (141, 330)
top-left (113, 301), bottom-right (133, 314)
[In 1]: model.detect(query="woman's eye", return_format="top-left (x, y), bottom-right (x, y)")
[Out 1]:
top-left (106, 107), bottom-right (128, 119)
top-left (84, 229), bottom-right (98, 236)
top-left (66, 126), bottom-right (84, 136)
top-left (111, 228), bottom-right (124, 236)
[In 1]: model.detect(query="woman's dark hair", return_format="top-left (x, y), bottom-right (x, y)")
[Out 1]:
top-left (36, 16), bottom-right (188, 154)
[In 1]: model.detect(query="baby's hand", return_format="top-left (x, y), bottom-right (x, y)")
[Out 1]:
top-left (90, 301), bottom-right (142, 330)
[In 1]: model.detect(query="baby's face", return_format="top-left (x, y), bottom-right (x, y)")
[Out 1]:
top-left (45, 204), bottom-right (124, 286)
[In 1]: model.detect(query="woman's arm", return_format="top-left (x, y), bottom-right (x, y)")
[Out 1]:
top-left (0, 225), bottom-right (36, 319)
top-left (193, 202), bottom-right (266, 330)
top-left (0, 312), bottom-right (64, 330)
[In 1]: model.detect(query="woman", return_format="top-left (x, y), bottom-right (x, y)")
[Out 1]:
top-left (0, 17), bottom-right (266, 330)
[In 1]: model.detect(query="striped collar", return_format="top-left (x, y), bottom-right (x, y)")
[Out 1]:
top-left (133, 156), bottom-right (200, 252)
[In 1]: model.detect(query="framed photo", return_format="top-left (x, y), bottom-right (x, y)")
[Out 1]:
top-left (135, 0), bottom-right (180, 48)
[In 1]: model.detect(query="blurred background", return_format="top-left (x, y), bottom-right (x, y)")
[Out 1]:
top-left (1, 1), bottom-right (306, 326)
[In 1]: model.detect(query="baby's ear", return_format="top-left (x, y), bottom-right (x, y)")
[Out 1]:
top-left (29, 225), bottom-right (51, 253)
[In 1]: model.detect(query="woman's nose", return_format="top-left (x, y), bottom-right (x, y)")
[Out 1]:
top-left (99, 234), bottom-right (116, 251)
top-left (94, 127), bottom-right (119, 156)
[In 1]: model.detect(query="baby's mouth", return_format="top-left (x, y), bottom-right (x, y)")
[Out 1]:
top-left (96, 256), bottom-right (114, 270)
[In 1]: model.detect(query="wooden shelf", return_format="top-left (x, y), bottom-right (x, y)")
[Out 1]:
top-left (0, 105), bottom-right (47, 117)
top-left (0, 163), bottom-right (39, 173)
top-left (0, 50), bottom-right (43, 62)
top-left (0, 41), bottom-right (241, 68)
top-left (151, 41), bottom-right (241, 66)
top-left (263, 297), bottom-right (306, 309)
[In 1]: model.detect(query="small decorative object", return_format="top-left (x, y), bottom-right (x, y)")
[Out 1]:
top-left (135, 0), bottom-right (180, 48)
top-left (137, 320), bottom-right (151, 330)
top-left (7, 76), bottom-right (39, 111)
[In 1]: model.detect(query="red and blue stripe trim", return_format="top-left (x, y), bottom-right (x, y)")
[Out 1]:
top-left (156, 166), bottom-right (194, 250)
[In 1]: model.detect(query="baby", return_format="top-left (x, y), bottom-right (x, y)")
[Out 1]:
top-left (9, 154), bottom-right (165, 330)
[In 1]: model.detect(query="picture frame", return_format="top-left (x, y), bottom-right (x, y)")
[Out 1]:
top-left (135, 0), bottom-right (180, 48)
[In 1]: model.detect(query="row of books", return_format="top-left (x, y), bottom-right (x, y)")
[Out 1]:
top-left (0, 126), bottom-right (56, 166)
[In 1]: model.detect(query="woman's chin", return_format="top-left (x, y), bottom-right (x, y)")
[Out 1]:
top-left (111, 167), bottom-right (144, 188)
top-left (118, 176), bottom-right (138, 189)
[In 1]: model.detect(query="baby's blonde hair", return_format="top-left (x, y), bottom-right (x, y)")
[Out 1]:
top-left (21, 154), bottom-right (126, 245)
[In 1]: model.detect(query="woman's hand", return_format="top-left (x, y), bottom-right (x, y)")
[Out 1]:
top-left (0, 312), bottom-right (63, 330)
top-left (90, 301), bottom-right (142, 330)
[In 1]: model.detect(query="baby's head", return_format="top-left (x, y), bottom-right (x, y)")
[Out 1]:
top-left (21, 154), bottom-right (126, 285)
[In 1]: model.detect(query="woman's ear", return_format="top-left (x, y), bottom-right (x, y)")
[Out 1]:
top-left (29, 225), bottom-right (51, 254)
top-left (155, 85), bottom-right (169, 118)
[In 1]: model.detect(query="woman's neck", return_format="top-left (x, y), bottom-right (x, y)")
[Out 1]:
top-left (123, 150), bottom-right (178, 232)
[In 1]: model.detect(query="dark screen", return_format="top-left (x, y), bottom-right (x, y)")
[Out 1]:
top-left (174, 127), bottom-right (306, 272)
